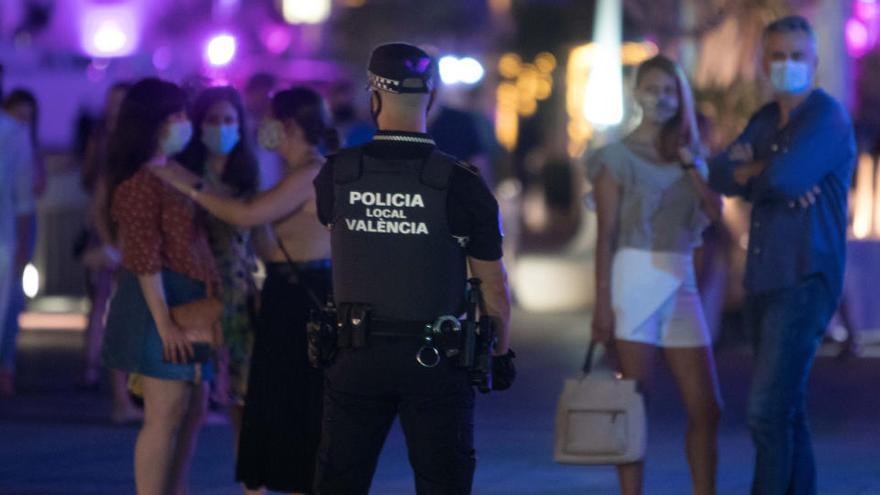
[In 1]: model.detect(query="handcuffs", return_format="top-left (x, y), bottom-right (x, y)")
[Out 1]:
top-left (415, 315), bottom-right (461, 368)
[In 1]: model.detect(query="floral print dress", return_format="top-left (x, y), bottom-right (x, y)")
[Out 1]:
top-left (204, 168), bottom-right (258, 405)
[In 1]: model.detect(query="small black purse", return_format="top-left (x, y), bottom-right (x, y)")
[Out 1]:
top-left (275, 233), bottom-right (338, 369)
top-left (306, 301), bottom-right (338, 368)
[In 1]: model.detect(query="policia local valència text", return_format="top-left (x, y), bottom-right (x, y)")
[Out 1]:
top-left (344, 191), bottom-right (430, 235)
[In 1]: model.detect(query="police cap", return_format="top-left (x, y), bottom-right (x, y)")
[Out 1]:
top-left (367, 43), bottom-right (436, 94)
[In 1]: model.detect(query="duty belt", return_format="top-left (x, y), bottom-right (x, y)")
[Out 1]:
top-left (370, 316), bottom-right (460, 337)
top-left (369, 316), bottom-right (465, 368)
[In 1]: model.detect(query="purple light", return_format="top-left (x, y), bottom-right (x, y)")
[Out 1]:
top-left (846, 18), bottom-right (870, 57)
top-left (80, 5), bottom-right (139, 58)
top-left (261, 25), bottom-right (293, 55)
top-left (153, 47), bottom-right (173, 71)
top-left (855, 0), bottom-right (879, 21)
top-left (205, 34), bottom-right (237, 66)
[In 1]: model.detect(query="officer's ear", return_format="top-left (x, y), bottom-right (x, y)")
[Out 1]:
top-left (370, 91), bottom-right (382, 126)
top-left (426, 89), bottom-right (437, 115)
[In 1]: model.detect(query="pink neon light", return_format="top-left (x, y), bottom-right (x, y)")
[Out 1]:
top-left (846, 18), bottom-right (871, 57)
top-left (855, 0), bottom-right (879, 21)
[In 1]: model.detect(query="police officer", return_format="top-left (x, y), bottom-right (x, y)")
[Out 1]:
top-left (312, 43), bottom-right (514, 494)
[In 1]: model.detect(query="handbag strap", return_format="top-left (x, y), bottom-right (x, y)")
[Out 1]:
top-left (582, 341), bottom-right (598, 375)
top-left (274, 230), bottom-right (326, 308)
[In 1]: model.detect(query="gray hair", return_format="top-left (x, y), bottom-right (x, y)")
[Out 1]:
top-left (763, 15), bottom-right (816, 42)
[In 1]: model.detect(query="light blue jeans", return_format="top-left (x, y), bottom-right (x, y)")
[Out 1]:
top-left (744, 275), bottom-right (836, 495)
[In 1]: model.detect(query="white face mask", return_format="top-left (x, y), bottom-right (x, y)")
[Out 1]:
top-left (160, 120), bottom-right (193, 156)
top-left (258, 119), bottom-right (285, 150)
top-left (770, 60), bottom-right (812, 95)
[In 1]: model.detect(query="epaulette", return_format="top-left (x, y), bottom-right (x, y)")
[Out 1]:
top-left (454, 160), bottom-right (481, 177)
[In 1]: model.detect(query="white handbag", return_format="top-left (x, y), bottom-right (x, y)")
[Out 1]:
top-left (554, 342), bottom-right (647, 465)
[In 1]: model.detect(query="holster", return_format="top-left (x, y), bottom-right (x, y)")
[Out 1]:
top-left (336, 303), bottom-right (372, 349)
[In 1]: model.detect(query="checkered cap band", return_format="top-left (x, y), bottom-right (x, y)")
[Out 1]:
top-left (367, 71), bottom-right (431, 94)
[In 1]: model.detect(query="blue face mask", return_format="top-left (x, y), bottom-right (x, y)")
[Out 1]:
top-left (160, 120), bottom-right (193, 156)
top-left (201, 123), bottom-right (240, 156)
top-left (770, 60), bottom-right (812, 95)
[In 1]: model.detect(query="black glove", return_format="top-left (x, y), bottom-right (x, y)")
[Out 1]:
top-left (491, 349), bottom-right (516, 391)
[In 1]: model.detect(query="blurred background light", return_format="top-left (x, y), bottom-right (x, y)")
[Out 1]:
top-left (846, 18), bottom-right (871, 57)
top-left (458, 57), bottom-right (485, 84)
top-left (439, 55), bottom-right (461, 84)
top-left (582, 0), bottom-right (623, 127)
top-left (566, 41), bottom-right (655, 157)
top-left (23, 263), bottom-right (39, 299)
top-left (853, 153), bottom-right (874, 239)
top-left (855, 0), bottom-right (879, 21)
top-left (281, 0), bottom-right (332, 25)
top-left (206, 33), bottom-right (237, 66)
top-left (80, 4), bottom-right (140, 58)
top-left (261, 24), bottom-right (293, 54)
top-left (152, 46), bottom-right (173, 71)
top-left (439, 56), bottom-right (485, 85)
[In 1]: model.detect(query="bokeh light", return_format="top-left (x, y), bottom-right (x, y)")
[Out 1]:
top-left (846, 18), bottom-right (871, 57)
top-left (439, 56), bottom-right (485, 85)
top-left (22, 263), bottom-right (39, 299)
top-left (205, 34), bottom-right (237, 66)
top-left (80, 5), bottom-right (140, 58)
top-left (281, 0), bottom-right (332, 24)
top-left (855, 0), bottom-right (880, 21)
top-left (261, 24), bottom-right (293, 55)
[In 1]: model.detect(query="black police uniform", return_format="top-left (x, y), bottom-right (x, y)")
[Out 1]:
top-left (312, 134), bottom-right (502, 493)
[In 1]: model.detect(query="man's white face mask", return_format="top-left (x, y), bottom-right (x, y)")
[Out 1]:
top-left (770, 60), bottom-right (812, 95)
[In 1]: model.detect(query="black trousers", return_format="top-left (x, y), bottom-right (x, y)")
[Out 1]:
top-left (315, 337), bottom-right (476, 495)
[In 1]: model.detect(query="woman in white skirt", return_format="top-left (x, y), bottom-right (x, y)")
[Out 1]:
top-left (590, 55), bottom-right (723, 495)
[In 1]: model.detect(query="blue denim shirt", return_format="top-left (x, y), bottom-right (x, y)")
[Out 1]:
top-left (709, 89), bottom-right (856, 298)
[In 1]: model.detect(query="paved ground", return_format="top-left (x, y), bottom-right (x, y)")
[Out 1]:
top-left (1, 309), bottom-right (879, 495)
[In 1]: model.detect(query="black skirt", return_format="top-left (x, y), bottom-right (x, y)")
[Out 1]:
top-left (236, 261), bottom-right (331, 493)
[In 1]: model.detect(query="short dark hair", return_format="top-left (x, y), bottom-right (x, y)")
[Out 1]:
top-left (764, 15), bottom-right (815, 41)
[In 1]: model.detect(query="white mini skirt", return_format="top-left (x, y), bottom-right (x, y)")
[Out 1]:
top-left (611, 248), bottom-right (710, 348)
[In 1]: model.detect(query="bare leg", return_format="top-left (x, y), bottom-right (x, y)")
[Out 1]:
top-left (169, 380), bottom-right (209, 495)
top-left (136, 377), bottom-right (191, 495)
top-left (110, 370), bottom-right (142, 423)
top-left (614, 340), bottom-right (658, 495)
top-left (83, 268), bottom-right (113, 386)
top-left (663, 346), bottom-right (723, 495)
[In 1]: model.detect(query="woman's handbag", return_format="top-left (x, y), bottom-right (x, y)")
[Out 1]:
top-left (553, 342), bottom-right (646, 465)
